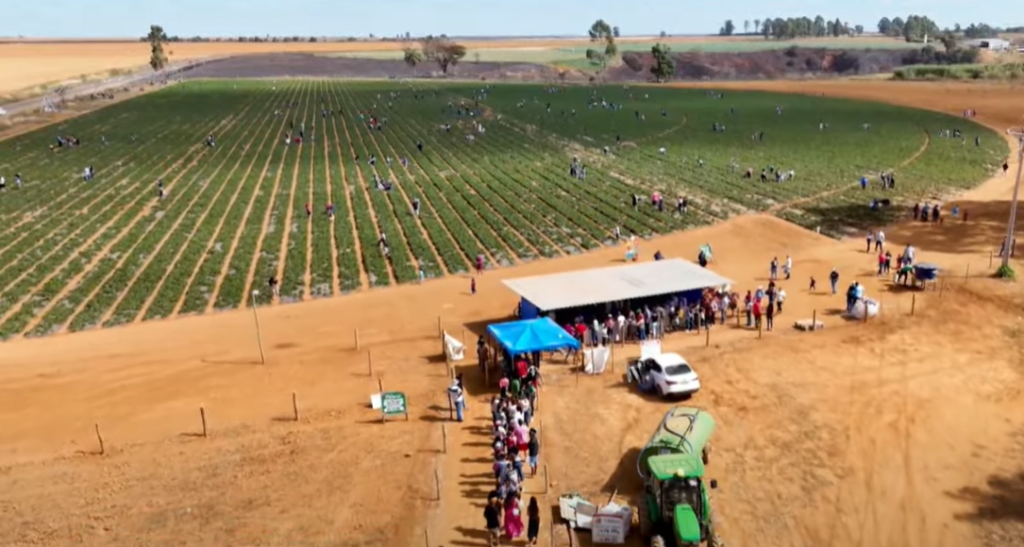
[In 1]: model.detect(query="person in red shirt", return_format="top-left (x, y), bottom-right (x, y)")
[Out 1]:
top-left (574, 322), bottom-right (587, 343)
top-left (515, 358), bottom-right (528, 380)
top-left (752, 300), bottom-right (762, 330)
top-left (305, 202), bottom-right (312, 218)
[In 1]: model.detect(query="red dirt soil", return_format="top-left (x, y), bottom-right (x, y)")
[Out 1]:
top-left (1, 80), bottom-right (1023, 547)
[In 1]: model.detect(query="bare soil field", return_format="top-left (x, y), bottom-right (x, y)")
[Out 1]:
top-left (1, 80), bottom-right (1023, 547)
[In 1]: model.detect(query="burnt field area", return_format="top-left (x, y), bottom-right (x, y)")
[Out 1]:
top-left (182, 53), bottom-right (562, 81)
top-left (613, 47), bottom-right (911, 80)
top-left (182, 48), bottom-right (920, 83)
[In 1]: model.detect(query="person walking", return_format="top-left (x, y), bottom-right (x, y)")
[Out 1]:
top-left (527, 497), bottom-right (541, 546)
top-left (484, 495), bottom-right (503, 547)
top-left (829, 269), bottom-right (839, 295)
top-left (448, 380), bottom-right (466, 422)
top-left (504, 492), bottom-right (524, 541)
top-left (527, 428), bottom-right (540, 476)
top-left (471, 277), bottom-right (477, 295)
top-left (765, 298), bottom-right (774, 332)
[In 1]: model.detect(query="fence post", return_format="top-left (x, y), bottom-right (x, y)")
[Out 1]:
top-left (354, 328), bottom-right (360, 350)
top-left (442, 424), bottom-right (447, 454)
top-left (94, 423), bottom-right (105, 455)
top-left (200, 407), bottom-right (208, 437)
top-left (911, 293), bottom-right (916, 315)
top-left (705, 326), bottom-right (710, 347)
top-left (367, 351), bottom-right (373, 376)
top-left (812, 309), bottom-right (817, 330)
top-left (437, 316), bottom-right (442, 338)
top-left (292, 392), bottom-right (299, 422)
top-left (965, 263), bottom-right (971, 281)
top-left (434, 466), bottom-right (441, 501)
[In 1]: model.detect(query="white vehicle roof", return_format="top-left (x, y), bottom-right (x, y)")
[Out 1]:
top-left (648, 352), bottom-right (689, 367)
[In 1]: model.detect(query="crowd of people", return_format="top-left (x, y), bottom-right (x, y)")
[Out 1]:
top-left (458, 349), bottom-right (543, 546)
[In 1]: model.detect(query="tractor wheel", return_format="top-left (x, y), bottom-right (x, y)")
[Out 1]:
top-left (638, 500), bottom-right (652, 539)
top-left (651, 534), bottom-right (666, 547)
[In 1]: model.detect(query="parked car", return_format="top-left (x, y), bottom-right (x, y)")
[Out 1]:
top-left (627, 353), bottom-right (701, 398)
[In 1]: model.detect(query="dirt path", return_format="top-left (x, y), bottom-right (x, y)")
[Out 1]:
top-left (337, 107), bottom-right (397, 286)
top-left (11, 115), bottom-right (237, 333)
top-left (636, 115), bottom-right (688, 144)
top-left (134, 104), bottom-right (280, 323)
top-left (321, 110), bottom-right (342, 296)
top-left (766, 129), bottom-right (932, 214)
top-left (269, 112), bottom-right (306, 304)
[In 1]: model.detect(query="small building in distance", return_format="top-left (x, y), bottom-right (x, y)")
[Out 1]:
top-left (964, 38), bottom-right (1012, 51)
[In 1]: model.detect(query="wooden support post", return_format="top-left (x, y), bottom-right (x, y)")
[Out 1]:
top-left (200, 407), bottom-right (208, 437)
top-left (705, 326), bottom-right (710, 347)
top-left (911, 294), bottom-right (916, 316)
top-left (442, 424), bottom-right (448, 454)
top-left (367, 351), bottom-right (373, 376)
top-left (609, 342), bottom-right (615, 373)
top-left (434, 466), bottom-right (441, 501)
top-left (812, 309), bottom-right (817, 330)
top-left (544, 464), bottom-right (549, 494)
top-left (965, 263), bottom-right (971, 281)
top-left (378, 377), bottom-right (384, 395)
top-left (758, 320), bottom-right (763, 339)
top-left (94, 423), bottom-right (105, 455)
top-left (354, 328), bottom-right (360, 350)
top-left (424, 529), bottom-right (430, 547)
top-left (292, 392), bottom-right (299, 422)
top-left (437, 316), bottom-right (442, 338)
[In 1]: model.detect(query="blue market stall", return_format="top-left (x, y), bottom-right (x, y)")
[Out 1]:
top-left (487, 317), bottom-right (581, 354)
top-left (485, 318), bottom-right (581, 383)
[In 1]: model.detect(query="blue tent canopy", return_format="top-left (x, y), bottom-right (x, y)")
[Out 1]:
top-left (487, 318), bottom-right (581, 354)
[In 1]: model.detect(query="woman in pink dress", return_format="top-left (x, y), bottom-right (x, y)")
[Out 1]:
top-left (504, 492), bottom-right (524, 540)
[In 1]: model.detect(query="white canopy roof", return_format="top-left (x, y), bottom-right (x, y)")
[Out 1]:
top-left (503, 259), bottom-right (733, 311)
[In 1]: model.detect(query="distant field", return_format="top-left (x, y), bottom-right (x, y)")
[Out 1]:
top-left (324, 37), bottom-right (924, 69)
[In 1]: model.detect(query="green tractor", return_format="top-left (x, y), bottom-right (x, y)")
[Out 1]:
top-left (637, 453), bottom-right (721, 547)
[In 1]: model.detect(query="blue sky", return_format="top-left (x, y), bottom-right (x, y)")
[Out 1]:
top-left (2, 0), bottom-right (1018, 38)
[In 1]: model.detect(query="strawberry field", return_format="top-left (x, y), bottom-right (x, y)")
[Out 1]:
top-left (0, 80), bottom-right (1004, 338)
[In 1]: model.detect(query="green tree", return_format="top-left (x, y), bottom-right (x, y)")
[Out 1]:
top-left (650, 43), bottom-right (675, 82)
top-left (878, 17), bottom-right (892, 35)
top-left (890, 17), bottom-right (906, 37)
top-left (420, 36), bottom-right (466, 74)
top-left (720, 19), bottom-right (736, 36)
top-left (754, 19), bottom-right (761, 33)
top-left (813, 15), bottom-right (826, 37)
top-left (744, 20), bottom-right (750, 33)
top-left (402, 45), bottom-right (423, 67)
top-left (939, 32), bottom-right (958, 52)
top-left (587, 19), bottom-right (618, 70)
top-left (146, 25), bottom-right (168, 71)
top-left (854, 24), bottom-right (864, 36)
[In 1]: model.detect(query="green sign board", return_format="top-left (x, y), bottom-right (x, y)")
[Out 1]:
top-left (381, 392), bottom-right (408, 421)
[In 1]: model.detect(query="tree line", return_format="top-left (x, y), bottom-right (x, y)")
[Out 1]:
top-left (719, 15), bottom-right (1013, 42)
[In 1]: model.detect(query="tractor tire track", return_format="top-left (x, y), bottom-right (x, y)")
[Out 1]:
top-left (768, 129), bottom-right (931, 214)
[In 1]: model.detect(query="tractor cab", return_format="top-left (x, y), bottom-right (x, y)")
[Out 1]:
top-left (640, 453), bottom-right (720, 547)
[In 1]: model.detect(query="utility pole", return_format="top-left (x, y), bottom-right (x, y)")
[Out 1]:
top-left (1001, 129), bottom-right (1024, 270)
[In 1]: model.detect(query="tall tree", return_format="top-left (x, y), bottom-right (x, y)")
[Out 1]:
top-left (854, 24), bottom-right (864, 36)
top-left (587, 19), bottom-right (618, 70)
top-left (877, 17), bottom-right (892, 35)
top-left (403, 45), bottom-right (423, 67)
top-left (147, 25), bottom-right (169, 71)
top-left (420, 35), bottom-right (466, 74)
top-left (754, 19), bottom-right (761, 33)
top-left (744, 20), bottom-right (750, 33)
top-left (720, 20), bottom-right (735, 36)
top-left (650, 43), bottom-right (675, 82)
top-left (890, 17), bottom-right (906, 37)
top-left (813, 15), bottom-right (826, 37)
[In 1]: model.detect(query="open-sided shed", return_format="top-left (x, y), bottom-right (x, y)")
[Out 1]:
top-left (503, 259), bottom-right (733, 319)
